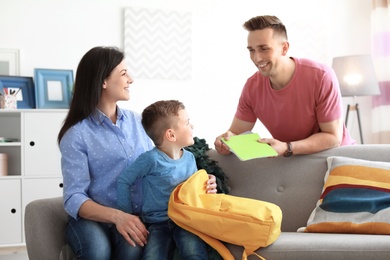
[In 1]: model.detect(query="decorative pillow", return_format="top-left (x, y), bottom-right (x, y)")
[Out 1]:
top-left (304, 156), bottom-right (390, 234)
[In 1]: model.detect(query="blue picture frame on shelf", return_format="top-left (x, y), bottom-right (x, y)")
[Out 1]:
top-left (34, 68), bottom-right (73, 109)
top-left (0, 75), bottom-right (36, 108)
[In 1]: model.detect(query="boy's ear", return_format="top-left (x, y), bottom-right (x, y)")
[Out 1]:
top-left (165, 129), bottom-right (176, 141)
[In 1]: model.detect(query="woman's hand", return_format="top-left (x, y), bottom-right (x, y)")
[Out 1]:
top-left (115, 210), bottom-right (149, 247)
top-left (206, 174), bottom-right (218, 194)
top-left (78, 200), bottom-right (148, 247)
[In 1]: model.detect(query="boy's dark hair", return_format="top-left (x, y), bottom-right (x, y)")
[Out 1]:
top-left (142, 100), bottom-right (185, 147)
top-left (243, 15), bottom-right (288, 40)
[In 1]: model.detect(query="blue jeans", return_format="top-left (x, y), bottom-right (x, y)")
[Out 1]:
top-left (66, 216), bottom-right (143, 260)
top-left (143, 219), bottom-right (208, 260)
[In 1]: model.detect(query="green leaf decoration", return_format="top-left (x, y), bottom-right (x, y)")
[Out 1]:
top-left (185, 137), bottom-right (230, 194)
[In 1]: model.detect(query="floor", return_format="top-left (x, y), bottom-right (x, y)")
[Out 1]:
top-left (0, 246), bottom-right (28, 260)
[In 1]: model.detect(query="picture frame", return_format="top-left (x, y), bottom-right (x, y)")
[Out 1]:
top-left (0, 75), bottom-right (35, 108)
top-left (0, 49), bottom-right (20, 76)
top-left (34, 68), bottom-right (73, 109)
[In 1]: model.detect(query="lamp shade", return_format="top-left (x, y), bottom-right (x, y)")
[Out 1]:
top-left (332, 55), bottom-right (381, 97)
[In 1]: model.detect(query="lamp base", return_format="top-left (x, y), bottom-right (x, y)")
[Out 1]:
top-left (345, 103), bottom-right (363, 144)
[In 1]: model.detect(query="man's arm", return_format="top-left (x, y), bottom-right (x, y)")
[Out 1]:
top-left (214, 117), bottom-right (255, 154)
top-left (292, 117), bottom-right (343, 154)
top-left (260, 117), bottom-right (343, 155)
top-left (228, 117), bottom-right (256, 135)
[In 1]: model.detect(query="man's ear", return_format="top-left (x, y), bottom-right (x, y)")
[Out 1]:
top-left (281, 41), bottom-right (289, 56)
top-left (165, 129), bottom-right (176, 141)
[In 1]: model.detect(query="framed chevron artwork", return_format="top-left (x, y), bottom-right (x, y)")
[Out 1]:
top-left (124, 7), bottom-right (192, 80)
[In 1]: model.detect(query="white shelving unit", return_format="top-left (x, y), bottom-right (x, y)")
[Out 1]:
top-left (0, 109), bottom-right (67, 248)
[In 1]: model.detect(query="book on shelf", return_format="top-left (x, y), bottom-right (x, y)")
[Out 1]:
top-left (221, 133), bottom-right (278, 161)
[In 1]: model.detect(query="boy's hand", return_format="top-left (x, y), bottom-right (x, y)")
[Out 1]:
top-left (206, 174), bottom-right (218, 194)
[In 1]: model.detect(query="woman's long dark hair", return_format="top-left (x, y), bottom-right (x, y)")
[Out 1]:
top-left (57, 46), bottom-right (124, 144)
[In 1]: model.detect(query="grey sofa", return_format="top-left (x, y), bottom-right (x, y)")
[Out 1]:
top-left (25, 144), bottom-right (390, 260)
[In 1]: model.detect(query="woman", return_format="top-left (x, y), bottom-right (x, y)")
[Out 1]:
top-left (57, 46), bottom-right (153, 259)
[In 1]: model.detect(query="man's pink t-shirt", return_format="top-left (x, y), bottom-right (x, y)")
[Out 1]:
top-left (235, 57), bottom-right (355, 145)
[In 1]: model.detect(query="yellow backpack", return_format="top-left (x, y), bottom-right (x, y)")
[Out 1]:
top-left (168, 169), bottom-right (282, 260)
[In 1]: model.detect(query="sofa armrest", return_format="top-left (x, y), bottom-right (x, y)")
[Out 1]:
top-left (24, 196), bottom-right (68, 260)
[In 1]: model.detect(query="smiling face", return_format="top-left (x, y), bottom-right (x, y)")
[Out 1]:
top-left (102, 59), bottom-right (133, 103)
top-left (247, 28), bottom-right (288, 77)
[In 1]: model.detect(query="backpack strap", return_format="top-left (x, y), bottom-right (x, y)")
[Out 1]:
top-left (243, 249), bottom-right (266, 260)
top-left (169, 174), bottom-right (235, 260)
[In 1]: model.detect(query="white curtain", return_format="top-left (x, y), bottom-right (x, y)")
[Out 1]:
top-left (371, 0), bottom-right (390, 143)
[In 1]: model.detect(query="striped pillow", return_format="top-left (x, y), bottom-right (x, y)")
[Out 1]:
top-left (305, 156), bottom-right (390, 234)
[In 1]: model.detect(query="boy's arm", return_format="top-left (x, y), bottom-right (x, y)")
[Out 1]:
top-left (117, 166), bottom-right (137, 213)
top-left (117, 152), bottom-right (152, 213)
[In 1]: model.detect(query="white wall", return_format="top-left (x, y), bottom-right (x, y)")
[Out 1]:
top-left (0, 0), bottom-right (373, 145)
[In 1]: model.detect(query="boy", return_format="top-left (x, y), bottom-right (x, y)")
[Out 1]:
top-left (118, 100), bottom-right (217, 259)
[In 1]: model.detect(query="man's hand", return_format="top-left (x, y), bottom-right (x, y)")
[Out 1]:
top-left (214, 131), bottom-right (236, 154)
top-left (258, 138), bottom-right (288, 156)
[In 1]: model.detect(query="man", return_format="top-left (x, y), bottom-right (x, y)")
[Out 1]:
top-left (214, 15), bottom-right (355, 157)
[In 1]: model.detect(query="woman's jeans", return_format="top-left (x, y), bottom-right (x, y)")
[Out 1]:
top-left (143, 219), bottom-right (208, 260)
top-left (66, 216), bottom-right (143, 260)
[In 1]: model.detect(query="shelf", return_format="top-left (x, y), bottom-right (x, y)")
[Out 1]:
top-left (0, 176), bottom-right (21, 180)
top-left (0, 110), bottom-right (67, 246)
top-left (0, 142), bottom-right (21, 147)
top-left (0, 109), bottom-right (68, 113)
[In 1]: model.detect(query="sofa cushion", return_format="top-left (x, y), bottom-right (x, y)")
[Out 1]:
top-left (304, 156), bottom-right (390, 234)
top-left (25, 196), bottom-right (69, 260)
top-left (227, 232), bottom-right (390, 260)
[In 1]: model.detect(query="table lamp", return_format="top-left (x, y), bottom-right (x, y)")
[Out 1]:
top-left (332, 55), bottom-right (381, 144)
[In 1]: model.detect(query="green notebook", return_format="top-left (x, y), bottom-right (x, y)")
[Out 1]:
top-left (221, 133), bottom-right (278, 161)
